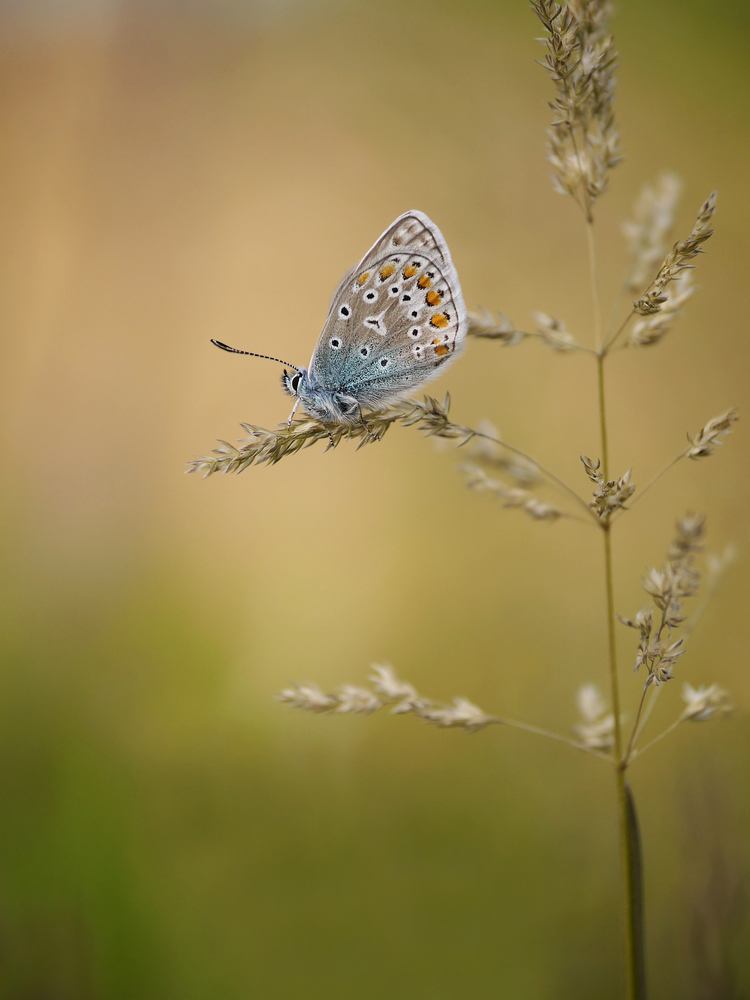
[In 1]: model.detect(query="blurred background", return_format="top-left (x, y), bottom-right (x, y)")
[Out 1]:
top-left (1, 0), bottom-right (749, 996)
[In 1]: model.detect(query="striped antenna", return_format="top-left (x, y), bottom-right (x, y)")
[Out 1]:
top-left (210, 340), bottom-right (302, 374)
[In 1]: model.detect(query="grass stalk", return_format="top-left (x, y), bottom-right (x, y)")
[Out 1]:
top-left (587, 221), bottom-right (604, 352)
top-left (594, 226), bottom-right (647, 999)
top-left (603, 415), bottom-right (647, 1000)
top-left (630, 718), bottom-right (683, 762)
top-left (492, 716), bottom-right (612, 761)
top-left (627, 452), bottom-right (686, 509)
top-left (470, 429), bottom-right (596, 520)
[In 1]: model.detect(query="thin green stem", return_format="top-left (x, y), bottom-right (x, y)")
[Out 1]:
top-left (470, 430), bottom-right (597, 522)
top-left (607, 529), bottom-right (646, 999)
top-left (620, 778), bottom-right (647, 995)
top-left (595, 237), bottom-right (647, 997)
top-left (504, 331), bottom-right (597, 354)
top-left (597, 354), bottom-right (610, 478)
top-left (630, 717), bottom-right (683, 762)
top-left (624, 683), bottom-right (650, 763)
top-left (491, 716), bottom-right (612, 762)
top-left (605, 283), bottom-right (628, 341)
top-left (603, 308), bottom-right (637, 354)
top-left (603, 526), bottom-right (624, 758)
top-left (587, 222), bottom-right (604, 351)
top-left (626, 451), bottom-right (687, 510)
top-left (632, 683), bottom-right (661, 748)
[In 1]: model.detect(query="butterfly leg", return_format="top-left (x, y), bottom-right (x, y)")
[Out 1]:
top-left (286, 397), bottom-right (301, 429)
top-left (355, 403), bottom-right (376, 442)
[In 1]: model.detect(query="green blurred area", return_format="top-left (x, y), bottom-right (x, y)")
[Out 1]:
top-left (1, 1), bottom-right (749, 996)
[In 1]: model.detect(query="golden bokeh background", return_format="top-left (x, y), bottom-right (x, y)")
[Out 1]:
top-left (1, 1), bottom-right (748, 996)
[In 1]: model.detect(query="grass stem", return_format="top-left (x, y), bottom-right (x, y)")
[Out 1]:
top-left (603, 308), bottom-right (636, 354)
top-left (470, 430), bottom-right (596, 520)
top-left (624, 684), bottom-right (650, 763)
top-left (630, 718), bottom-right (682, 762)
top-left (626, 452), bottom-right (686, 509)
top-left (594, 229), bottom-right (648, 997)
top-left (587, 221), bottom-right (603, 352)
top-left (492, 716), bottom-right (612, 761)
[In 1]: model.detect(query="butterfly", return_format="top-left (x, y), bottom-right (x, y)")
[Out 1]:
top-left (211, 210), bottom-right (467, 427)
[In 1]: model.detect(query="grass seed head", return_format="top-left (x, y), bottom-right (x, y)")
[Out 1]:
top-left (680, 683), bottom-right (733, 722)
top-left (532, 0), bottom-right (620, 217)
top-left (634, 192), bottom-right (716, 315)
top-left (623, 172), bottom-right (683, 293)
top-left (686, 409), bottom-right (739, 460)
top-left (574, 684), bottom-right (614, 750)
top-left (468, 308), bottom-right (526, 345)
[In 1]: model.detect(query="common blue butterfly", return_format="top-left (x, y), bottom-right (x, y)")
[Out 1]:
top-left (212, 211), bottom-right (467, 426)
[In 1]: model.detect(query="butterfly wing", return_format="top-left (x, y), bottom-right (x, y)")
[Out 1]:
top-left (307, 211), bottom-right (467, 408)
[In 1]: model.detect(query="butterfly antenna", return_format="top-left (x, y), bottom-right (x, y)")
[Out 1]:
top-left (210, 339), bottom-right (303, 374)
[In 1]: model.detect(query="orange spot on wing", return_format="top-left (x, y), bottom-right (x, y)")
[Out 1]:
top-left (433, 343), bottom-right (450, 357)
top-left (426, 289), bottom-right (442, 306)
top-left (430, 313), bottom-right (449, 329)
top-left (418, 274), bottom-right (432, 289)
top-left (379, 263), bottom-right (395, 280)
top-left (403, 265), bottom-right (419, 278)
top-left (357, 272), bottom-right (371, 285)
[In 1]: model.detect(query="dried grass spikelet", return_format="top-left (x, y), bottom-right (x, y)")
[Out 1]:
top-left (469, 420), bottom-right (540, 487)
top-left (368, 664), bottom-right (425, 715)
top-left (686, 409), bottom-right (739, 459)
top-left (276, 683), bottom-right (339, 713)
top-left (625, 270), bottom-right (695, 347)
top-left (335, 685), bottom-right (383, 714)
top-left (623, 172), bottom-right (683, 293)
top-left (187, 395), bottom-right (473, 475)
top-left (580, 455), bottom-right (634, 519)
top-left (468, 309), bottom-right (525, 345)
top-left (462, 462), bottom-right (566, 521)
top-left (377, 663), bottom-right (499, 731)
top-left (574, 683), bottom-right (615, 751)
top-left (276, 682), bottom-right (382, 714)
top-left (416, 697), bottom-right (498, 733)
top-left (706, 543), bottom-right (738, 582)
top-left (401, 394), bottom-right (475, 443)
top-left (634, 191), bottom-right (716, 315)
top-left (532, 312), bottom-right (579, 350)
top-left (468, 308), bottom-right (583, 352)
top-left (618, 514), bottom-right (705, 686)
top-left (680, 682), bottom-right (733, 722)
top-left (532, 0), bottom-right (620, 216)
top-left (277, 664), bottom-right (498, 734)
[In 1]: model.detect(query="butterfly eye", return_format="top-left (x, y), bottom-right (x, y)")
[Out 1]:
top-left (330, 337), bottom-right (342, 349)
top-left (339, 304), bottom-right (351, 318)
top-left (291, 374), bottom-right (301, 392)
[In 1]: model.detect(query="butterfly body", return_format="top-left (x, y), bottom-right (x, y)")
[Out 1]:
top-left (215, 211), bottom-right (467, 427)
top-left (279, 369), bottom-right (362, 425)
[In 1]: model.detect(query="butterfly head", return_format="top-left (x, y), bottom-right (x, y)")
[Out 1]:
top-left (281, 369), bottom-right (305, 398)
top-left (281, 368), bottom-right (360, 425)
